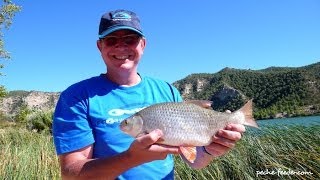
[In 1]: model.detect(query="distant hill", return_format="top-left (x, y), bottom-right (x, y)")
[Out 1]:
top-left (173, 62), bottom-right (320, 119)
top-left (1, 62), bottom-right (319, 120)
top-left (0, 91), bottom-right (60, 118)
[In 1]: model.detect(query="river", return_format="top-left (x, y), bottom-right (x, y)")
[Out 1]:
top-left (256, 115), bottom-right (320, 127)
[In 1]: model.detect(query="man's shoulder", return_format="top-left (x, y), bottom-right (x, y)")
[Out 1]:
top-left (142, 75), bottom-right (182, 102)
top-left (61, 75), bottom-right (103, 95)
top-left (142, 75), bottom-right (171, 86)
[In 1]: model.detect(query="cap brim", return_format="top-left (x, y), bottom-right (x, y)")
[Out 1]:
top-left (99, 26), bottom-right (144, 39)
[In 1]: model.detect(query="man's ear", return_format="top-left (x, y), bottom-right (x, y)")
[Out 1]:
top-left (140, 38), bottom-right (146, 50)
top-left (97, 40), bottom-right (103, 51)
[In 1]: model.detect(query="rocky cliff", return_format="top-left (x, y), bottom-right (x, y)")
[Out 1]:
top-left (0, 91), bottom-right (60, 116)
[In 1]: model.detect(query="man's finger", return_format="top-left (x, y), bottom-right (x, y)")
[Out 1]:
top-left (205, 143), bottom-right (230, 157)
top-left (136, 129), bottom-right (163, 148)
top-left (212, 134), bottom-right (237, 148)
top-left (148, 144), bottom-right (180, 154)
top-left (225, 124), bottom-right (246, 133)
top-left (218, 129), bottom-right (242, 141)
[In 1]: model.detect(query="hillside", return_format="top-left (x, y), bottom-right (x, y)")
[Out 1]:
top-left (1, 62), bottom-right (319, 120)
top-left (173, 62), bottom-right (320, 119)
top-left (0, 90), bottom-right (60, 117)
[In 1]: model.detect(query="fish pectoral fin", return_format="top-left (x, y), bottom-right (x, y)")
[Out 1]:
top-left (185, 100), bottom-right (213, 109)
top-left (179, 146), bottom-right (197, 163)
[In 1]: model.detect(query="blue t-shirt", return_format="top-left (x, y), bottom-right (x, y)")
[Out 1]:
top-left (53, 74), bottom-right (182, 180)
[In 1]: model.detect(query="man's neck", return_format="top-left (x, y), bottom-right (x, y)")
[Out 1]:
top-left (105, 71), bottom-right (141, 87)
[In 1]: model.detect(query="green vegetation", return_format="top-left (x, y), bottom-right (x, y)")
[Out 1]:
top-left (0, 0), bottom-right (21, 98)
top-left (0, 127), bottom-right (59, 179)
top-left (174, 62), bottom-right (320, 119)
top-left (1, 123), bottom-right (319, 179)
top-left (0, 0), bottom-right (21, 60)
top-left (174, 125), bottom-right (319, 179)
top-left (6, 90), bottom-right (31, 97)
top-left (0, 105), bottom-right (53, 133)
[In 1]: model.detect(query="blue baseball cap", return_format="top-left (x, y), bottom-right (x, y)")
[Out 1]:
top-left (98, 9), bottom-right (144, 39)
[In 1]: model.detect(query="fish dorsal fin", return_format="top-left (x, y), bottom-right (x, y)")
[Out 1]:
top-left (185, 100), bottom-right (213, 109)
top-left (179, 146), bottom-right (197, 163)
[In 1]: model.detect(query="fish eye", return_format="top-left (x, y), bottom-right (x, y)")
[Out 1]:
top-left (124, 120), bottom-right (128, 125)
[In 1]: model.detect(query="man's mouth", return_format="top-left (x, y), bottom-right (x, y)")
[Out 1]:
top-left (114, 55), bottom-right (130, 60)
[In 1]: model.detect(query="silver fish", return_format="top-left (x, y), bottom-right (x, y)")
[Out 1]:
top-left (120, 100), bottom-right (257, 163)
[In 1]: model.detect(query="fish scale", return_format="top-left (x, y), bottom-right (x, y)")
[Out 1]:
top-left (120, 100), bottom-right (257, 163)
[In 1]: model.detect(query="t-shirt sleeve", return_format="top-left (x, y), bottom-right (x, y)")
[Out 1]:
top-left (166, 82), bottom-right (183, 102)
top-left (52, 88), bottom-right (94, 155)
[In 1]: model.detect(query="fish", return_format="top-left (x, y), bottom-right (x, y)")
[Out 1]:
top-left (120, 99), bottom-right (258, 163)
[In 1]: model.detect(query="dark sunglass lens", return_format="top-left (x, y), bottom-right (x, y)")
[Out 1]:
top-left (124, 35), bottom-right (140, 45)
top-left (103, 34), bottom-right (140, 46)
top-left (104, 37), bottom-right (117, 46)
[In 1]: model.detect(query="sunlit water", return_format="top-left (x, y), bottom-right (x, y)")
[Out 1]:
top-left (257, 115), bottom-right (320, 127)
top-left (246, 115), bottom-right (320, 134)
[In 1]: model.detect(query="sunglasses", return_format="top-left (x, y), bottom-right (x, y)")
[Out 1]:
top-left (101, 34), bottom-right (142, 47)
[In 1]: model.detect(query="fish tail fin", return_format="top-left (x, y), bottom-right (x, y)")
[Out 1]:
top-left (239, 99), bottom-right (259, 128)
top-left (179, 146), bottom-right (197, 163)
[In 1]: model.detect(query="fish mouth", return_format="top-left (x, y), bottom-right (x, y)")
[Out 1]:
top-left (119, 121), bottom-right (128, 132)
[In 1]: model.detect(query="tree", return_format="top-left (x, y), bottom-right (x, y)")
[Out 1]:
top-left (0, 0), bottom-right (21, 97)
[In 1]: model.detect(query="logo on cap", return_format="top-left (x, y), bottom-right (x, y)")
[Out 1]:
top-left (112, 12), bottom-right (131, 21)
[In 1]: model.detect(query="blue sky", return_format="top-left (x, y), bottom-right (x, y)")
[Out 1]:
top-left (1, 0), bottom-right (319, 92)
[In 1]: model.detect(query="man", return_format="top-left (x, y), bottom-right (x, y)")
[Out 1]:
top-left (53, 9), bottom-right (245, 179)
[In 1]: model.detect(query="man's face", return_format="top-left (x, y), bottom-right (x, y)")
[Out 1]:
top-left (97, 30), bottom-right (146, 73)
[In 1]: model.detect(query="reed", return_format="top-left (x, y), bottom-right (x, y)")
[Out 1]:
top-left (175, 125), bottom-right (320, 180)
top-left (0, 127), bottom-right (60, 179)
top-left (0, 125), bottom-right (319, 179)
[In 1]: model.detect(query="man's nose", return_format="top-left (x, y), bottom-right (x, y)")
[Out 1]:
top-left (114, 38), bottom-right (128, 48)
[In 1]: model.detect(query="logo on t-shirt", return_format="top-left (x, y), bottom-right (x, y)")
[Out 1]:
top-left (104, 107), bottom-right (146, 124)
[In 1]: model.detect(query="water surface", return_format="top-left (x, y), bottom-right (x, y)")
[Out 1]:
top-left (257, 115), bottom-right (320, 127)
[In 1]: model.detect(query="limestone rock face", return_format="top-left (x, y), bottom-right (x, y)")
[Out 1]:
top-left (0, 91), bottom-right (60, 116)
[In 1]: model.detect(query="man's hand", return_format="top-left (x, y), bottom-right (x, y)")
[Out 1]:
top-left (204, 124), bottom-right (246, 157)
top-left (126, 129), bottom-right (180, 164)
top-left (58, 129), bottom-right (179, 179)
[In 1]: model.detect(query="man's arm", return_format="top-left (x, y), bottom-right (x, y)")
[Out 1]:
top-left (59, 129), bottom-right (180, 180)
top-left (183, 124), bottom-right (246, 169)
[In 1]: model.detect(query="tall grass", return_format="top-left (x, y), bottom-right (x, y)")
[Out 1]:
top-left (175, 125), bottom-right (320, 180)
top-left (0, 127), bottom-right (60, 179)
top-left (0, 124), bottom-right (319, 179)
